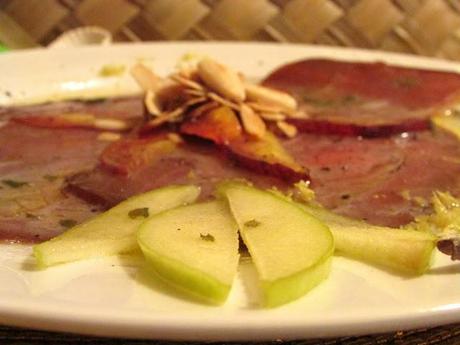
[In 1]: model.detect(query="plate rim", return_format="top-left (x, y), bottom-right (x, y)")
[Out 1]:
top-left (1, 42), bottom-right (460, 341)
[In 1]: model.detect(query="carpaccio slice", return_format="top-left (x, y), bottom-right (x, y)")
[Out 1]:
top-left (67, 126), bottom-right (460, 228)
top-left (67, 135), bottom-right (289, 207)
top-left (3, 59), bottom-right (460, 244)
top-left (0, 97), bottom-right (144, 242)
top-left (282, 131), bottom-right (460, 227)
top-left (0, 96), bottom-right (144, 121)
top-left (263, 59), bottom-right (460, 136)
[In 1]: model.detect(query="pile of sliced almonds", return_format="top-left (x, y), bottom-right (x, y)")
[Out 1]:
top-left (130, 57), bottom-right (303, 139)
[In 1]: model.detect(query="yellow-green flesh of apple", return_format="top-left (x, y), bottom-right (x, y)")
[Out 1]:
top-left (137, 200), bottom-right (239, 305)
top-left (34, 185), bottom-right (200, 268)
top-left (221, 183), bottom-right (334, 308)
top-left (298, 203), bottom-right (436, 275)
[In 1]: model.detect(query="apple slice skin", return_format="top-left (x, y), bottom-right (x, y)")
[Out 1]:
top-left (330, 225), bottom-right (435, 275)
top-left (262, 255), bottom-right (332, 308)
top-left (137, 200), bottom-right (239, 305)
top-left (33, 185), bottom-right (200, 268)
top-left (298, 203), bottom-right (436, 275)
top-left (139, 241), bottom-right (232, 304)
top-left (220, 183), bottom-right (334, 307)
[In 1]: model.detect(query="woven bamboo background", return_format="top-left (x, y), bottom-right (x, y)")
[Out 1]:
top-left (2, 0), bottom-right (460, 60)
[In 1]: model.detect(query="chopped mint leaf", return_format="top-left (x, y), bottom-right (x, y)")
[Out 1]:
top-left (200, 233), bottom-right (215, 242)
top-left (128, 207), bottom-right (149, 219)
top-left (59, 219), bottom-right (77, 228)
top-left (2, 179), bottom-right (29, 188)
top-left (244, 219), bottom-right (261, 227)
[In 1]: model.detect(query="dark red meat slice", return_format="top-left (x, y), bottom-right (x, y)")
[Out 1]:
top-left (0, 194), bottom-right (102, 243)
top-left (0, 96), bottom-right (144, 121)
top-left (0, 122), bottom-right (107, 179)
top-left (0, 122), bottom-right (109, 242)
top-left (283, 131), bottom-right (460, 227)
top-left (0, 97), bottom-right (144, 243)
top-left (263, 59), bottom-right (460, 136)
top-left (67, 137), bottom-right (288, 207)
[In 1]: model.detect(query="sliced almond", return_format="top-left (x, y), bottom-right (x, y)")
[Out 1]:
top-left (289, 111), bottom-right (310, 119)
top-left (143, 107), bottom-right (185, 130)
top-left (277, 120), bottom-right (298, 138)
top-left (239, 103), bottom-right (266, 139)
top-left (198, 58), bottom-right (245, 102)
top-left (184, 88), bottom-right (206, 97)
top-left (94, 118), bottom-right (131, 131)
top-left (144, 90), bottom-right (162, 116)
top-left (207, 92), bottom-right (239, 111)
top-left (259, 112), bottom-right (286, 122)
top-left (171, 74), bottom-right (204, 91)
top-left (184, 96), bottom-right (207, 107)
top-left (130, 63), bottom-right (164, 92)
top-left (178, 66), bottom-right (198, 79)
top-left (245, 102), bottom-right (284, 114)
top-left (97, 132), bottom-right (122, 142)
top-left (245, 84), bottom-right (297, 112)
top-left (188, 101), bottom-right (219, 118)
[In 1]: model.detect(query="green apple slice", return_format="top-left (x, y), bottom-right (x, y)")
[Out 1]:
top-left (137, 200), bottom-right (239, 304)
top-left (34, 185), bottom-right (200, 268)
top-left (221, 183), bottom-right (334, 308)
top-left (298, 203), bottom-right (436, 275)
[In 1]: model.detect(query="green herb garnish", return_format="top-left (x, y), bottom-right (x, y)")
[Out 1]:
top-left (59, 219), bottom-right (77, 228)
top-left (2, 179), bottom-right (29, 188)
top-left (128, 207), bottom-right (150, 219)
top-left (244, 219), bottom-right (261, 227)
top-left (200, 233), bottom-right (215, 242)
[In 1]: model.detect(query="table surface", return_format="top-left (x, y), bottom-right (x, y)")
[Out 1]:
top-left (2, 324), bottom-right (460, 345)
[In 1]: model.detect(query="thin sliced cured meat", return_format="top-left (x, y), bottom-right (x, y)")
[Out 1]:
top-left (0, 193), bottom-right (102, 243)
top-left (263, 59), bottom-right (460, 136)
top-left (0, 122), bottom-right (110, 242)
top-left (283, 131), bottom-right (460, 227)
top-left (0, 95), bottom-right (146, 243)
top-left (0, 122), bottom-right (108, 177)
top-left (67, 136), bottom-right (289, 207)
top-left (0, 96), bottom-right (145, 121)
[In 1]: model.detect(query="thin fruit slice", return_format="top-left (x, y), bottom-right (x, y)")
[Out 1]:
top-left (221, 183), bottom-right (334, 307)
top-left (137, 200), bottom-right (239, 304)
top-left (298, 203), bottom-right (436, 275)
top-left (181, 106), bottom-right (309, 182)
top-left (34, 185), bottom-right (200, 268)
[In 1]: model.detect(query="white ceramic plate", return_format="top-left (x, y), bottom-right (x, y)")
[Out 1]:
top-left (1, 43), bottom-right (460, 341)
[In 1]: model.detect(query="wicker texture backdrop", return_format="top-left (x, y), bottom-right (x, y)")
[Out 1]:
top-left (2, 0), bottom-right (460, 61)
